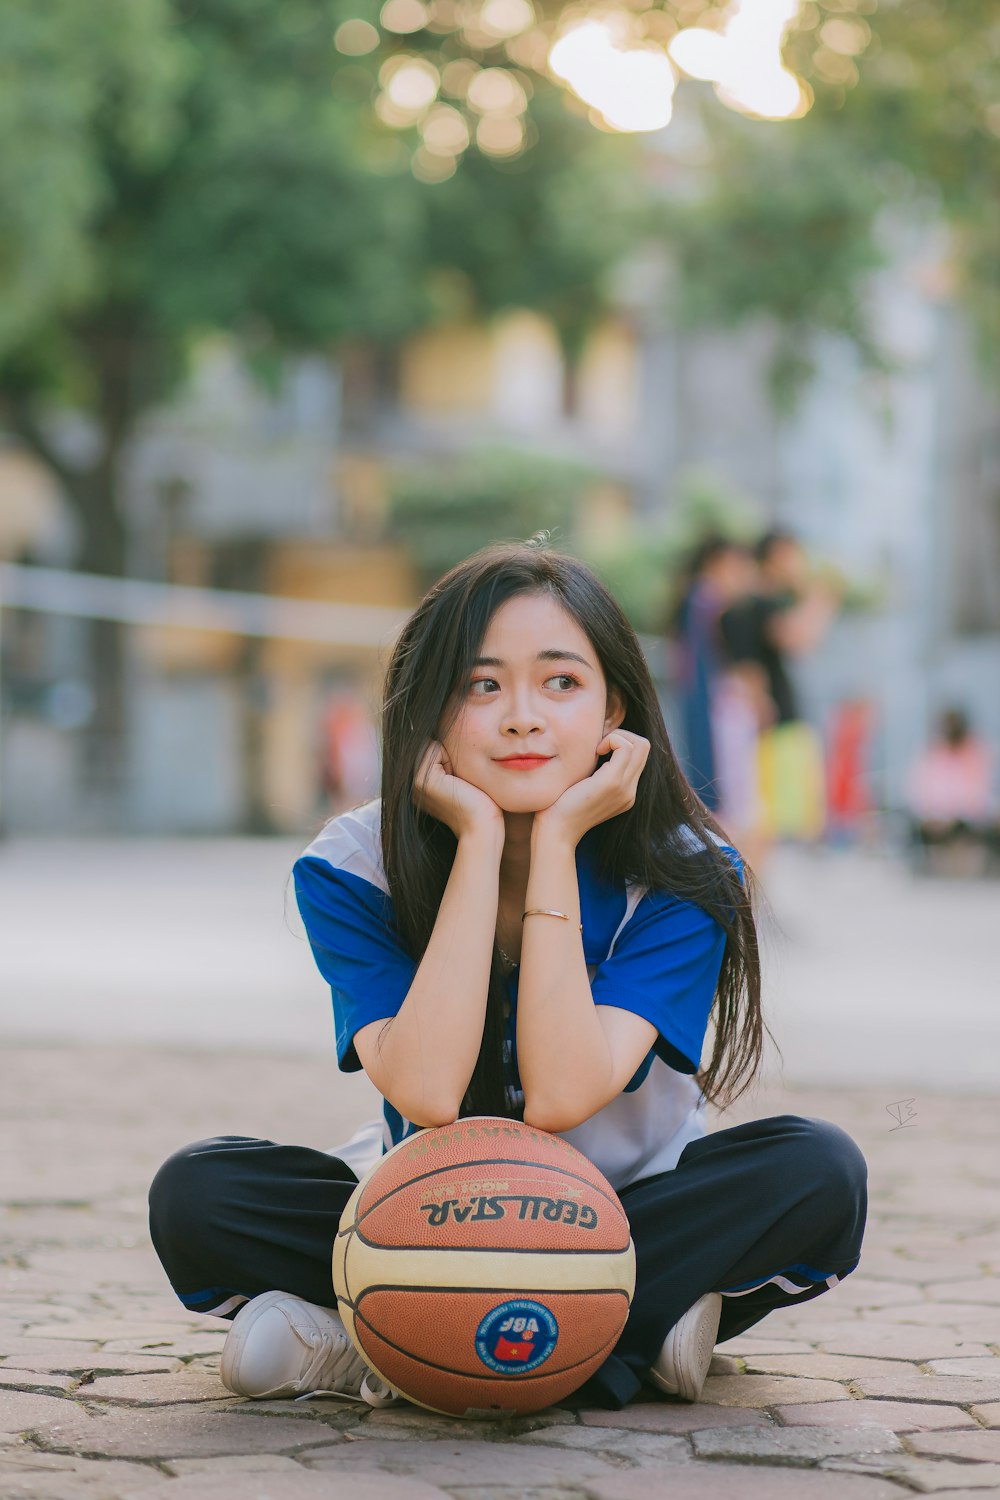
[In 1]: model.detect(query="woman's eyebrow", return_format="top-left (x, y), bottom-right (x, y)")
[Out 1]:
top-left (473, 650), bottom-right (593, 670)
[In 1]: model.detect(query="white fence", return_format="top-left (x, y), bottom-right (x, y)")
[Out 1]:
top-left (0, 564), bottom-right (409, 834)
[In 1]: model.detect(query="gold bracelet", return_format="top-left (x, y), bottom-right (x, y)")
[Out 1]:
top-left (522, 909), bottom-right (583, 931)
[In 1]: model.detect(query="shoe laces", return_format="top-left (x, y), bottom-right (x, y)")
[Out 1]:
top-left (360, 1371), bottom-right (400, 1408)
top-left (295, 1319), bottom-right (400, 1407)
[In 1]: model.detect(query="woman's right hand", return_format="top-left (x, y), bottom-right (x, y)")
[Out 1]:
top-left (413, 741), bottom-right (505, 842)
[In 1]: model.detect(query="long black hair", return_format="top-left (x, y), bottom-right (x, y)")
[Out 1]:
top-left (379, 537), bottom-right (765, 1118)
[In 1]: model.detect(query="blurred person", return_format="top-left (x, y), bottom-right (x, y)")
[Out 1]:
top-left (826, 699), bottom-right (877, 847)
top-left (721, 530), bottom-right (840, 846)
top-left (711, 558), bottom-right (773, 863)
top-left (321, 687), bottom-right (380, 815)
top-left (710, 670), bottom-right (768, 871)
top-left (669, 537), bottom-right (758, 813)
top-left (906, 708), bottom-right (997, 876)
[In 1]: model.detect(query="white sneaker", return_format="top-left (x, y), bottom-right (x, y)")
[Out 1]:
top-left (647, 1292), bottom-right (722, 1401)
top-left (220, 1291), bottom-right (401, 1406)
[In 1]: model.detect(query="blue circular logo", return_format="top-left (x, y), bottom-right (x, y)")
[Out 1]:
top-left (475, 1299), bottom-right (559, 1374)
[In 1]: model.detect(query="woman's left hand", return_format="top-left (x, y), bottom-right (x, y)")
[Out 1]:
top-left (535, 729), bottom-right (650, 845)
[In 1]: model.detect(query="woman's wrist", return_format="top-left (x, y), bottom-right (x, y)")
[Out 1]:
top-left (531, 809), bottom-right (580, 853)
top-left (458, 817), bottom-right (506, 854)
top-left (526, 818), bottom-right (582, 929)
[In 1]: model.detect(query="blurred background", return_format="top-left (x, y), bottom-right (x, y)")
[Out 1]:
top-left (1, 0), bottom-right (998, 1087)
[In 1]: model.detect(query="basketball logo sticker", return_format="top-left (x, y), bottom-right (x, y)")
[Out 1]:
top-left (475, 1299), bottom-right (558, 1374)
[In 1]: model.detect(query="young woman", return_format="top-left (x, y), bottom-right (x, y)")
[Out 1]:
top-left (149, 540), bottom-right (867, 1411)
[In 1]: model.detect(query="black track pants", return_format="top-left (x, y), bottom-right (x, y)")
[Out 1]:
top-left (148, 1113), bottom-right (867, 1409)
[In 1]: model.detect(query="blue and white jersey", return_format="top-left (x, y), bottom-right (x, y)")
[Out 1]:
top-left (293, 799), bottom-right (731, 1192)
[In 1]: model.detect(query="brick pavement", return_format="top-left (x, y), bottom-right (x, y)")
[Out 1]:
top-left (2, 1045), bottom-right (999, 1499)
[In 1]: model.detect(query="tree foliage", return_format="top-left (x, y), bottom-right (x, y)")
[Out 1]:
top-left (386, 446), bottom-right (596, 585)
top-left (0, 0), bottom-right (640, 492)
top-left (0, 0), bottom-right (640, 809)
top-left (791, 0), bottom-right (1000, 364)
top-left (311, 0), bottom-right (999, 386)
top-left (3, 0), bottom-right (996, 451)
top-left (656, 106), bottom-right (887, 405)
top-left (603, 0), bottom-right (998, 399)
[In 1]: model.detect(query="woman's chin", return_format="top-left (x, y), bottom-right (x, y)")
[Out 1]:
top-left (496, 791), bottom-right (563, 816)
top-left (470, 771), bottom-right (570, 816)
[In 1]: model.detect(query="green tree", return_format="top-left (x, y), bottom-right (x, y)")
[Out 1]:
top-left (386, 446), bottom-right (598, 586)
top-left (356, 0), bottom-right (998, 398)
top-left (0, 0), bottom-right (640, 808)
top-left (790, 0), bottom-right (1000, 365)
top-left (655, 109), bottom-right (886, 407)
top-left (654, 0), bottom-right (999, 394)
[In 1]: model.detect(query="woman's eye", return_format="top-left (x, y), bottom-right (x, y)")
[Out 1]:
top-left (468, 674), bottom-right (579, 695)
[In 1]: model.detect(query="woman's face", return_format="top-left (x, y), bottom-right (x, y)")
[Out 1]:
top-left (439, 592), bottom-right (625, 814)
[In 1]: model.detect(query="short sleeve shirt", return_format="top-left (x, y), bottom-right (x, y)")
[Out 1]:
top-left (293, 800), bottom-right (730, 1190)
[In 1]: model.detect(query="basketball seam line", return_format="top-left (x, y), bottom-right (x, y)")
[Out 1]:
top-left (340, 1285), bottom-right (631, 1311)
top-left (352, 1157), bottom-right (627, 1224)
top-left (350, 1233), bottom-right (632, 1255)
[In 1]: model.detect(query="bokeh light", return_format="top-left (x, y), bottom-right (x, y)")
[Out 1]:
top-left (549, 20), bottom-right (676, 133)
top-left (504, 28), bottom-right (551, 69)
top-left (819, 16), bottom-right (870, 56)
top-left (380, 0), bottom-right (430, 33)
top-left (425, 0), bottom-right (460, 30)
top-left (381, 55), bottom-right (441, 111)
top-left (479, 0), bottom-right (535, 40)
top-left (810, 47), bottom-right (858, 86)
top-left (466, 68), bottom-right (529, 115)
top-left (668, 26), bottom-right (728, 83)
top-left (411, 145), bottom-right (458, 180)
top-left (669, 0), bottom-right (810, 121)
top-left (349, 0), bottom-right (823, 148)
top-left (420, 103), bottom-right (472, 154)
top-left (476, 113), bottom-right (525, 155)
top-left (334, 18), bottom-right (380, 55)
top-left (442, 58), bottom-right (481, 97)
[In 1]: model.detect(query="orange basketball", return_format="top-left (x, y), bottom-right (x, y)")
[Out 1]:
top-left (332, 1115), bottom-right (635, 1418)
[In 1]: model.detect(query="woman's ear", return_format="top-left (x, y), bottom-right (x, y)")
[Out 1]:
top-left (605, 689), bottom-right (626, 734)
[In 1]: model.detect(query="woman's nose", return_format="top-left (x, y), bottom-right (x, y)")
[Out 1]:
top-left (501, 691), bottom-right (545, 734)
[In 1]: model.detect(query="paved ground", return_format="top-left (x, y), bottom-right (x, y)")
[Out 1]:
top-left (3, 1051), bottom-right (999, 1498)
top-left (2, 841), bottom-right (999, 1496)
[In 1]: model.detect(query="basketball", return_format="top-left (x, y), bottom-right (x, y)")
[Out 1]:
top-left (332, 1115), bottom-right (635, 1418)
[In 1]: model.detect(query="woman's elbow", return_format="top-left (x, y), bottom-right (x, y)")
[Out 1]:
top-left (522, 1095), bottom-right (588, 1134)
top-left (417, 1103), bottom-right (462, 1129)
top-left (392, 1090), bottom-right (462, 1130)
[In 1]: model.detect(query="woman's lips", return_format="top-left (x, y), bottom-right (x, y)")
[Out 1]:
top-left (496, 757), bottom-right (552, 769)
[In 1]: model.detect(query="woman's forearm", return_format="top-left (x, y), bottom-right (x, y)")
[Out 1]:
top-left (373, 824), bottom-right (504, 1127)
top-left (516, 820), bottom-right (613, 1131)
